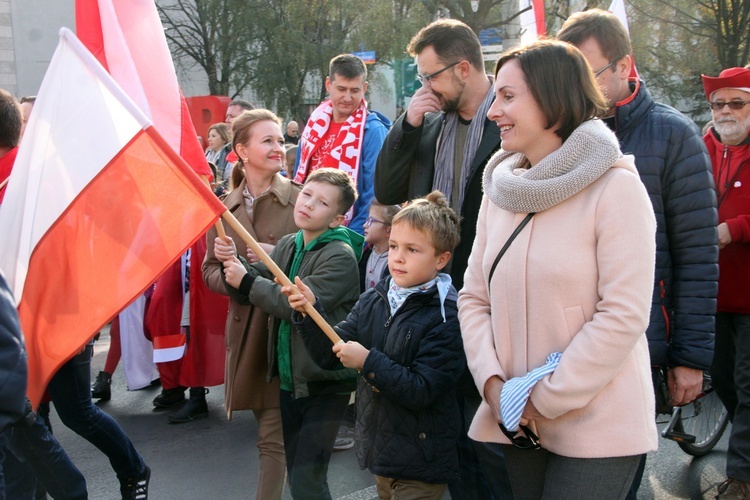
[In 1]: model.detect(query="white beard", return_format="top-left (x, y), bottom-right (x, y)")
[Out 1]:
top-left (714, 114), bottom-right (750, 145)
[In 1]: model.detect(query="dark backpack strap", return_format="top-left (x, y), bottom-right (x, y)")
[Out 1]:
top-left (488, 213), bottom-right (535, 287)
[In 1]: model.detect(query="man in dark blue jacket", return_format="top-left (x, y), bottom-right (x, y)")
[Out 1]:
top-left (375, 19), bottom-right (508, 500)
top-left (558, 9), bottom-right (719, 496)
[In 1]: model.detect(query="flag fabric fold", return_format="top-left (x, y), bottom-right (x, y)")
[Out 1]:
top-left (0, 28), bottom-right (226, 407)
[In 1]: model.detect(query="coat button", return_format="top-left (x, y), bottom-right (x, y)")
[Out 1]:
top-left (268, 233), bottom-right (275, 241)
top-left (273, 197), bottom-right (279, 203)
top-left (419, 432), bottom-right (426, 440)
top-left (368, 372), bottom-right (375, 380)
top-left (233, 316), bottom-right (241, 322)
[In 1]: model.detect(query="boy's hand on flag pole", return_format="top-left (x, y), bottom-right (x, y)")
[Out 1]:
top-left (281, 276), bottom-right (316, 315)
top-left (332, 341), bottom-right (369, 371)
top-left (223, 256), bottom-right (247, 288)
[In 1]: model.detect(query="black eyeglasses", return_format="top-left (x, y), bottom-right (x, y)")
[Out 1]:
top-left (364, 217), bottom-right (387, 228)
top-left (417, 61), bottom-right (460, 84)
top-left (499, 422), bottom-right (541, 450)
top-left (593, 61), bottom-right (616, 78)
top-left (708, 100), bottom-right (750, 110)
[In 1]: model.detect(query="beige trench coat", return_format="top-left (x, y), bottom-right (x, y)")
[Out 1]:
top-left (202, 175), bottom-right (301, 418)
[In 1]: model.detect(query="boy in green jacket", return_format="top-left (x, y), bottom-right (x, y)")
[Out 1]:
top-left (215, 168), bottom-right (362, 499)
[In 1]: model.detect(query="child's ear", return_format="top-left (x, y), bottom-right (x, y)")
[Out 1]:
top-left (328, 214), bottom-right (346, 229)
top-left (435, 251), bottom-right (451, 271)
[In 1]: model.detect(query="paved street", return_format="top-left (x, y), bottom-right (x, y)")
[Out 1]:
top-left (47, 332), bottom-right (730, 499)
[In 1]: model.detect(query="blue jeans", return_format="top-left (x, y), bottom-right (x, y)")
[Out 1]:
top-left (279, 390), bottom-right (349, 500)
top-left (47, 343), bottom-right (146, 482)
top-left (4, 413), bottom-right (87, 499)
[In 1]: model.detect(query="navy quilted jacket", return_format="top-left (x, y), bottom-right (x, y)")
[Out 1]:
top-left (608, 80), bottom-right (718, 370)
top-left (294, 279), bottom-right (464, 483)
top-left (0, 271), bottom-right (27, 432)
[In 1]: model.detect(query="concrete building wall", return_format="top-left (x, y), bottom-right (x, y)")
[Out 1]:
top-left (9, 0), bottom-right (74, 97)
top-left (0, 0), bottom-right (17, 96)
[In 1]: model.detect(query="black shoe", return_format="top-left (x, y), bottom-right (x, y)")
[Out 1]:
top-left (168, 388), bottom-right (208, 424)
top-left (120, 465), bottom-right (150, 500)
top-left (91, 371), bottom-right (112, 401)
top-left (152, 387), bottom-right (185, 409)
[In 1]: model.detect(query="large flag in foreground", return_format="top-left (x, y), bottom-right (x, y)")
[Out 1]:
top-left (519, 0), bottom-right (546, 45)
top-left (76, 0), bottom-right (210, 176)
top-left (0, 28), bottom-right (226, 407)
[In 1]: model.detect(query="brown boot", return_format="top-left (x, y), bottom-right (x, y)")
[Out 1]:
top-left (717, 478), bottom-right (750, 499)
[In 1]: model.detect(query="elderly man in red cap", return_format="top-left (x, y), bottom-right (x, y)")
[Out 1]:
top-left (703, 66), bottom-right (750, 499)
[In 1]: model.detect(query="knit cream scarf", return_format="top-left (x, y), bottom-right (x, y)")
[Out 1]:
top-left (483, 119), bottom-right (621, 213)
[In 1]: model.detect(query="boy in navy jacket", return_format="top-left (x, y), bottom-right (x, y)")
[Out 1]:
top-left (283, 191), bottom-right (465, 498)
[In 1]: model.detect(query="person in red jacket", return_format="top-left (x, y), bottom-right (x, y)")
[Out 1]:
top-left (702, 66), bottom-right (750, 499)
top-left (0, 89), bottom-right (20, 204)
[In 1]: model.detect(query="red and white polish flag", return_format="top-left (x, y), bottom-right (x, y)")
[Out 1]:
top-left (519, 0), bottom-right (546, 45)
top-left (76, 0), bottom-right (230, 369)
top-left (0, 28), bottom-right (226, 407)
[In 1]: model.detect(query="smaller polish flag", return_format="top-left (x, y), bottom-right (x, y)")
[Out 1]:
top-left (0, 28), bottom-right (226, 407)
top-left (519, 0), bottom-right (546, 45)
top-left (609, 0), bottom-right (631, 34)
top-left (609, 0), bottom-right (639, 78)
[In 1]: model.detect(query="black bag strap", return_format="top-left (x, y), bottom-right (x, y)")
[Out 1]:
top-left (488, 213), bottom-right (535, 287)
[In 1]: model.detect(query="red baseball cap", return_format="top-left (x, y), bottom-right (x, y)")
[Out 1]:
top-left (701, 67), bottom-right (750, 101)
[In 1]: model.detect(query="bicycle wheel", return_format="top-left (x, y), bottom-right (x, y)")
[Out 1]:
top-left (675, 388), bottom-right (729, 457)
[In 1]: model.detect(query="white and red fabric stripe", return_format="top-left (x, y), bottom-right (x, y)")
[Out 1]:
top-left (0, 29), bottom-right (225, 407)
top-left (519, 0), bottom-right (546, 45)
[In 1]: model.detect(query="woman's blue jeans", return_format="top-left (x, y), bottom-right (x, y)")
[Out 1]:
top-left (47, 343), bottom-right (145, 482)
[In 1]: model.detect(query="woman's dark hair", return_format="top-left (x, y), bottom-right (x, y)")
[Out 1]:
top-left (494, 40), bottom-right (608, 141)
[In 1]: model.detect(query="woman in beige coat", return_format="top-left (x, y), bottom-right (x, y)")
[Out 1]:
top-left (203, 109), bottom-right (300, 500)
top-left (458, 40), bottom-right (658, 499)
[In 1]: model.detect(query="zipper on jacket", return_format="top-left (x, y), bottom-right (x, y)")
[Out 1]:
top-left (384, 315), bottom-right (392, 328)
top-left (659, 279), bottom-right (671, 341)
top-left (400, 330), bottom-right (413, 365)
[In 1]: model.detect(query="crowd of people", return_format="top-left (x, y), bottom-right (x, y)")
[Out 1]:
top-left (1, 7), bottom-right (749, 500)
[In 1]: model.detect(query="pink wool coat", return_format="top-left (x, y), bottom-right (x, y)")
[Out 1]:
top-left (458, 157), bottom-right (659, 458)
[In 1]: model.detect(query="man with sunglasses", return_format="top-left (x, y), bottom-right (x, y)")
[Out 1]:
top-left (558, 9), bottom-right (718, 498)
top-left (375, 19), bottom-right (508, 500)
top-left (702, 66), bottom-right (750, 499)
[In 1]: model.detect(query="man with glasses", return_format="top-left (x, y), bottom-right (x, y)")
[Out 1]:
top-left (375, 19), bottom-right (508, 500)
top-left (702, 66), bottom-right (750, 499)
top-left (558, 9), bottom-right (718, 498)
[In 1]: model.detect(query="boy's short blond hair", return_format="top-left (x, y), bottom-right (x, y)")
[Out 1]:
top-left (305, 168), bottom-right (358, 216)
top-left (369, 200), bottom-right (402, 225)
top-left (392, 191), bottom-right (460, 255)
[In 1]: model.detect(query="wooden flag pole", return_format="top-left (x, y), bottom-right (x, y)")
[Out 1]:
top-left (200, 175), bottom-right (228, 240)
top-left (220, 210), bottom-right (343, 345)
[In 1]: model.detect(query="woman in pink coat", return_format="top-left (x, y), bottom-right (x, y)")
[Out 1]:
top-left (458, 40), bottom-right (658, 499)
